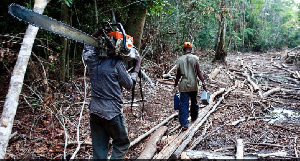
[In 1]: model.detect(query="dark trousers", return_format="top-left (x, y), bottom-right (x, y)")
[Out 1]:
top-left (179, 91), bottom-right (199, 127)
top-left (90, 113), bottom-right (130, 159)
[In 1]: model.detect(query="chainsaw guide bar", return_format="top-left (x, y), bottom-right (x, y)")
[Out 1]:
top-left (8, 3), bottom-right (99, 47)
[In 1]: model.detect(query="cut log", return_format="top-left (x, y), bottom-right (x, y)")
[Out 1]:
top-left (243, 71), bottom-right (260, 94)
top-left (141, 69), bottom-right (154, 87)
top-left (137, 126), bottom-right (168, 159)
top-left (153, 88), bottom-right (226, 159)
top-left (157, 79), bottom-right (175, 85)
top-left (129, 113), bottom-right (178, 147)
top-left (256, 151), bottom-right (288, 158)
top-left (163, 65), bottom-right (177, 79)
top-left (180, 152), bottom-right (190, 159)
top-left (236, 139), bottom-right (244, 159)
top-left (263, 87), bottom-right (281, 98)
top-left (184, 150), bottom-right (258, 159)
top-left (209, 67), bottom-right (221, 80)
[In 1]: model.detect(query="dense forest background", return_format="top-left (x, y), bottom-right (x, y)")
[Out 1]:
top-left (1, 0), bottom-right (299, 82)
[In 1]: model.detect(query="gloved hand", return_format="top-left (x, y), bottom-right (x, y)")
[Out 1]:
top-left (130, 72), bottom-right (138, 83)
top-left (202, 82), bottom-right (207, 91)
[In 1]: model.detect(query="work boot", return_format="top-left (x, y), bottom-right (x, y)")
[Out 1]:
top-left (182, 126), bottom-right (188, 131)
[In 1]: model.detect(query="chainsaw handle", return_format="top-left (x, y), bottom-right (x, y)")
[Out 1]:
top-left (111, 23), bottom-right (126, 51)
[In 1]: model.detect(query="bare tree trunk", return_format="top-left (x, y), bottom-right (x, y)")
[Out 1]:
top-left (124, 3), bottom-right (146, 51)
top-left (0, 0), bottom-right (49, 158)
top-left (242, 1), bottom-right (245, 49)
top-left (214, 0), bottom-right (227, 62)
top-left (138, 126), bottom-right (168, 159)
top-left (94, 0), bottom-right (98, 24)
top-left (60, 1), bottom-right (69, 82)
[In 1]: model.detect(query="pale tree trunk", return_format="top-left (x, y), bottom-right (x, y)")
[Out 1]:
top-left (0, 0), bottom-right (49, 158)
top-left (60, 1), bottom-right (69, 82)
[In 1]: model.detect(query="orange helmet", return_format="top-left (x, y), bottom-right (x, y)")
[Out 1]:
top-left (183, 42), bottom-right (192, 48)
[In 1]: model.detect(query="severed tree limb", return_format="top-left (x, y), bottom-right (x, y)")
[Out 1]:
top-left (253, 151), bottom-right (288, 158)
top-left (157, 79), bottom-right (175, 85)
top-left (209, 67), bottom-right (221, 80)
top-left (58, 141), bottom-right (91, 146)
top-left (163, 65), bottom-right (177, 79)
top-left (245, 142), bottom-right (286, 148)
top-left (263, 87), bottom-right (281, 98)
top-left (294, 136), bottom-right (298, 158)
top-left (243, 71), bottom-right (261, 95)
top-left (231, 116), bottom-right (271, 126)
top-left (183, 150), bottom-right (257, 159)
top-left (129, 113), bottom-right (178, 148)
top-left (236, 139), bottom-right (244, 159)
top-left (153, 88), bottom-right (227, 159)
top-left (141, 69), bottom-right (154, 87)
top-left (70, 61), bottom-right (88, 159)
top-left (287, 45), bottom-right (300, 53)
top-left (137, 126), bottom-right (168, 159)
top-left (189, 125), bottom-right (224, 150)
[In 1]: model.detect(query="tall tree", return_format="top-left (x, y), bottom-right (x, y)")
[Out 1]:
top-left (214, 0), bottom-right (227, 62)
top-left (60, 1), bottom-right (69, 82)
top-left (124, 2), bottom-right (147, 51)
top-left (0, 0), bottom-right (50, 158)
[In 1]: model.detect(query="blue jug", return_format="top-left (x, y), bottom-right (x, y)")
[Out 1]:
top-left (201, 90), bottom-right (210, 105)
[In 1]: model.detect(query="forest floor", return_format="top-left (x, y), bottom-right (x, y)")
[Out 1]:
top-left (1, 49), bottom-right (299, 159)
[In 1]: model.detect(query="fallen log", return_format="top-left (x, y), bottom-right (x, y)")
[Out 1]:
top-left (209, 67), bottom-right (221, 80)
top-left (153, 88), bottom-right (226, 159)
top-left (137, 126), bottom-right (168, 159)
top-left (162, 65), bottom-right (177, 79)
top-left (141, 69), bottom-right (154, 87)
top-left (236, 139), bottom-right (244, 159)
top-left (157, 79), bottom-right (175, 85)
top-left (254, 151), bottom-right (288, 158)
top-left (245, 142), bottom-right (286, 148)
top-left (243, 71), bottom-right (261, 94)
top-left (183, 150), bottom-right (258, 159)
top-left (231, 117), bottom-right (271, 126)
top-left (129, 112), bottom-right (178, 147)
top-left (262, 87), bottom-right (281, 98)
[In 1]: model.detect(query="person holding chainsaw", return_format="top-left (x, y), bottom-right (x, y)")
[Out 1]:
top-left (82, 25), bottom-right (141, 159)
top-left (174, 42), bottom-right (207, 131)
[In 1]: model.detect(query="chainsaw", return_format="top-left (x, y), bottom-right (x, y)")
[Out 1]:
top-left (8, 3), bottom-right (138, 60)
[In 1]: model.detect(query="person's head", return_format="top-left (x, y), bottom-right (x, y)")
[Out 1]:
top-left (183, 42), bottom-right (192, 53)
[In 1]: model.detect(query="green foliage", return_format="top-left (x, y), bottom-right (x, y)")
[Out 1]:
top-left (1, 0), bottom-right (299, 62)
top-left (58, 0), bottom-right (73, 7)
